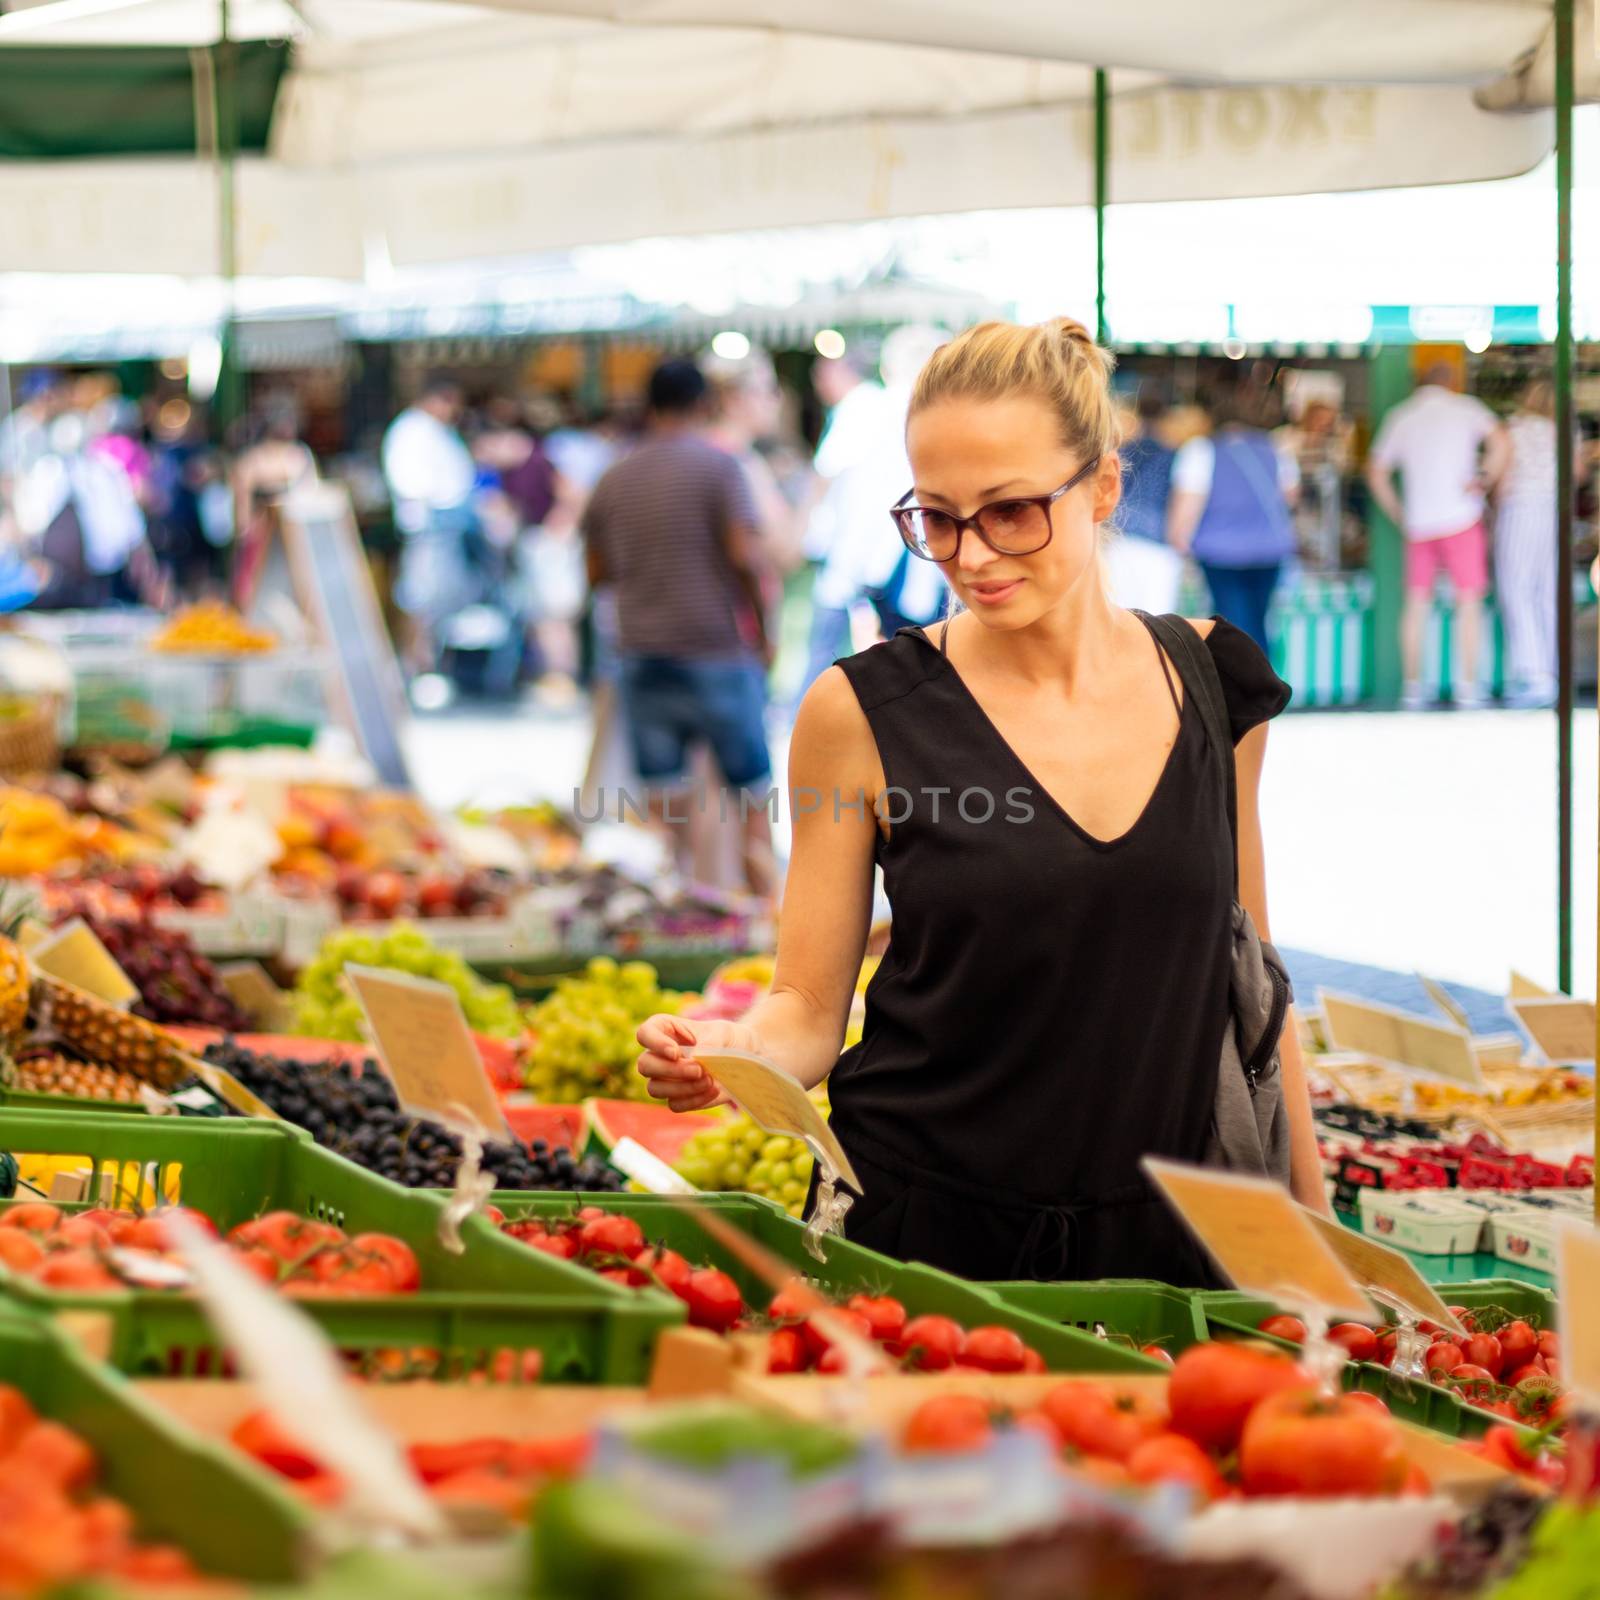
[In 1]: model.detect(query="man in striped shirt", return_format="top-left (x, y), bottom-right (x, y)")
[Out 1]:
top-left (583, 359), bottom-right (775, 894)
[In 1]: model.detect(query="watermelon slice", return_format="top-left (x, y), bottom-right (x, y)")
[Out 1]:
top-left (502, 1103), bottom-right (585, 1153)
top-left (586, 1098), bottom-right (727, 1168)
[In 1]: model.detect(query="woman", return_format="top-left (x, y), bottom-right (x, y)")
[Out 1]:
top-left (1168, 385), bottom-right (1299, 654)
top-left (635, 318), bottom-right (1323, 1285)
top-left (1488, 378), bottom-right (1559, 709)
top-left (232, 402), bottom-right (317, 621)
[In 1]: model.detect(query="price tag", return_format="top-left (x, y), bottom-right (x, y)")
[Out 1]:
top-left (1318, 989), bottom-right (1484, 1089)
top-left (690, 1049), bottom-right (861, 1193)
top-left (1143, 1157), bottom-right (1376, 1321)
top-left (216, 962), bottom-right (295, 1032)
top-left (344, 964), bottom-right (509, 1138)
top-left (1554, 1215), bottom-right (1600, 1404)
top-left (1417, 974), bottom-right (1471, 1033)
top-left (1509, 997), bottom-right (1596, 1065)
top-left (609, 1135), bottom-right (698, 1195)
top-left (30, 920), bottom-right (139, 1009)
top-left (1300, 1207), bottom-right (1466, 1336)
top-left (181, 1055), bottom-right (279, 1121)
top-left (1509, 970), bottom-right (1554, 1000)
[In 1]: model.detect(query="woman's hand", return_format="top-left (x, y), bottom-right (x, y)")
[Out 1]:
top-left (635, 1014), bottom-right (755, 1112)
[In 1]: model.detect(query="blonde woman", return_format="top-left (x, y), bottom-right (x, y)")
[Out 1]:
top-left (633, 319), bottom-right (1322, 1285)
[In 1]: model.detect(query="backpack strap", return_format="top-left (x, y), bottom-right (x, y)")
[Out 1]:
top-left (1134, 611), bottom-right (1237, 882)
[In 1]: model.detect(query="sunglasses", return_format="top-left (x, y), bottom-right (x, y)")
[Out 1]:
top-left (890, 457), bottom-right (1101, 562)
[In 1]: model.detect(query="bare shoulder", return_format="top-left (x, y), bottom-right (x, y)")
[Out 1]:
top-left (790, 667), bottom-right (875, 773)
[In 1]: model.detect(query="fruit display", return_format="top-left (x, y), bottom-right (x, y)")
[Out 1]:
top-left (30, 864), bottom-right (221, 923)
top-left (674, 1112), bottom-right (816, 1216)
top-left (2, 1047), bottom-right (148, 1104)
top-left (684, 951), bottom-right (878, 1050)
top-left (0, 1382), bottom-right (219, 1595)
top-left (327, 865), bottom-right (516, 923)
top-left (0, 1199), bottom-right (423, 1298)
top-left (587, 1098), bottom-right (723, 1169)
top-left (228, 1408), bottom-right (590, 1520)
top-left (271, 787), bottom-right (450, 887)
top-left (523, 957), bottom-right (689, 1102)
top-left (291, 923), bottom-right (523, 1041)
top-left (76, 915), bottom-right (248, 1031)
top-left (0, 786), bottom-right (146, 875)
top-left (150, 600), bottom-right (276, 654)
top-left (30, 978), bottom-right (195, 1091)
top-left (200, 1038), bottom-right (623, 1194)
top-left (550, 865), bottom-right (761, 952)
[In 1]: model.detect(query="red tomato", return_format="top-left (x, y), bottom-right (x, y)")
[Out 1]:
top-left (1021, 1347), bottom-right (1048, 1374)
top-left (1126, 1433), bottom-right (1229, 1503)
top-left (1445, 1306), bottom-right (1476, 1333)
top-left (1538, 1329), bottom-right (1562, 1362)
top-left (231, 1411), bottom-right (323, 1479)
top-left (526, 1232), bottom-right (577, 1260)
top-left (1343, 1390), bottom-right (1390, 1415)
top-left (1375, 1330), bottom-right (1399, 1368)
top-left (1425, 1341), bottom-right (1464, 1375)
top-left (1499, 1320), bottom-right (1539, 1368)
top-left (0, 1230), bottom-right (45, 1273)
top-left (230, 1212), bottom-right (343, 1267)
top-left (596, 1268), bottom-right (633, 1286)
top-left (903, 1395), bottom-right (994, 1454)
top-left (482, 1205), bottom-right (506, 1226)
top-left (1506, 1360), bottom-right (1550, 1385)
top-left (957, 1326), bottom-right (1028, 1374)
top-left (1239, 1387), bottom-right (1406, 1497)
top-left (1168, 1342), bottom-right (1309, 1454)
top-left (630, 1247), bottom-right (692, 1298)
top-left (305, 1249), bottom-right (397, 1295)
top-left (1481, 1423), bottom-right (1537, 1472)
top-left (575, 1206), bottom-right (608, 1221)
top-left (55, 1216), bottom-right (111, 1250)
top-left (35, 1250), bottom-right (119, 1290)
top-left (767, 1286), bottom-right (812, 1323)
top-left (682, 1268), bottom-right (743, 1331)
top-left (1140, 1344), bottom-right (1176, 1367)
top-left (16, 1420), bottom-right (96, 1493)
top-left (577, 1215), bottom-right (647, 1260)
top-left (893, 1315), bottom-right (966, 1372)
top-left (126, 1207), bottom-right (219, 1252)
top-left (1328, 1324), bottom-right (1379, 1364)
top-left (846, 1294), bottom-right (907, 1345)
top-left (766, 1326), bottom-right (809, 1374)
top-left (1257, 1314), bottom-right (1307, 1344)
top-left (1, 1203), bottom-right (61, 1235)
top-left (801, 1308), bottom-right (873, 1362)
top-left (233, 1247), bottom-right (280, 1286)
top-left (1041, 1382), bottom-right (1168, 1463)
top-left (349, 1235), bottom-right (420, 1293)
top-left (1449, 1364), bottom-right (1501, 1404)
top-left (1461, 1333), bottom-right (1505, 1379)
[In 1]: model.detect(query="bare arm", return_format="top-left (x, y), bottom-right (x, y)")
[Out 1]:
top-left (721, 516), bottom-right (773, 662)
top-left (1232, 716), bottom-right (1328, 1215)
top-left (1364, 456), bottom-right (1405, 529)
top-left (1480, 423), bottom-right (1513, 495)
top-left (1167, 489), bottom-right (1205, 555)
top-left (635, 666), bottom-right (880, 1106)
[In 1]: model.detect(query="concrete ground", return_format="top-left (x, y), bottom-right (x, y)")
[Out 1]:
top-left (406, 695), bottom-right (1597, 1004)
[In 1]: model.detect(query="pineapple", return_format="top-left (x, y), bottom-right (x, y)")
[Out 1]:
top-left (35, 981), bottom-right (189, 1091)
top-left (0, 889), bottom-right (35, 1044)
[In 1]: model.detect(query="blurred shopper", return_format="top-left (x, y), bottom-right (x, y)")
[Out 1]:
top-left (232, 399), bottom-right (317, 620)
top-left (582, 358), bottom-right (775, 897)
top-left (1366, 362), bottom-right (1508, 708)
top-left (1168, 386), bottom-right (1298, 654)
top-left (382, 375), bottom-right (478, 675)
top-left (1487, 377), bottom-right (1561, 708)
top-left (1105, 385), bottom-right (1178, 613)
top-left (0, 372), bottom-right (66, 492)
top-left (798, 327), bottom-right (948, 699)
top-left (1279, 398), bottom-right (1350, 570)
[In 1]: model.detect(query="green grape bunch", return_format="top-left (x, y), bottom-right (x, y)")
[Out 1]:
top-left (291, 923), bottom-right (524, 1042)
top-left (675, 1113), bottom-right (815, 1218)
top-left (523, 957), bottom-right (689, 1104)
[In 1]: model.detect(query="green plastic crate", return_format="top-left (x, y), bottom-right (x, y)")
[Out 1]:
top-left (979, 1279), bottom-right (1209, 1357)
top-left (494, 1192), bottom-right (1161, 1376)
top-left (0, 1109), bottom-right (682, 1382)
top-left (0, 1085), bottom-right (149, 1113)
top-left (0, 1312), bottom-right (313, 1583)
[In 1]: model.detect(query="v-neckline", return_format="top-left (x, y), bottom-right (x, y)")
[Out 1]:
top-left (911, 624), bottom-right (1189, 852)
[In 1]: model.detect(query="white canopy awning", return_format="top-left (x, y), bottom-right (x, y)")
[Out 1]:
top-left (0, 0), bottom-right (1581, 276)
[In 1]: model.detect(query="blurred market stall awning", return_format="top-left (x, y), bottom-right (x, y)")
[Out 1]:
top-left (0, 0), bottom-right (1586, 276)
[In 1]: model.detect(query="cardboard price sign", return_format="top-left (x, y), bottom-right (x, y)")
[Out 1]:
top-left (1509, 970), bottom-right (1554, 1000)
top-left (1301, 1208), bottom-right (1465, 1336)
top-left (691, 1049), bottom-right (861, 1193)
top-left (344, 965), bottom-right (509, 1138)
top-left (1318, 989), bottom-right (1484, 1089)
top-left (1509, 997), bottom-right (1596, 1065)
top-left (30, 920), bottom-right (139, 1009)
top-left (1144, 1158), bottom-right (1376, 1321)
top-left (1554, 1215), bottom-right (1600, 1405)
top-left (216, 962), bottom-right (295, 1033)
top-left (1417, 974), bottom-right (1471, 1033)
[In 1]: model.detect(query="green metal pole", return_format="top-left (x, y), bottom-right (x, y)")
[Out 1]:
top-left (213, 0), bottom-right (242, 439)
top-left (1554, 0), bottom-right (1574, 994)
top-left (1094, 69), bottom-right (1109, 344)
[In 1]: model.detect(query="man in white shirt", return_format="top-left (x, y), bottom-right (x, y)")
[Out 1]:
top-left (1366, 363), bottom-right (1510, 709)
top-left (381, 375), bottom-right (479, 671)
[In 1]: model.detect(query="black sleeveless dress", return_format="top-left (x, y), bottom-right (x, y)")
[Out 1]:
top-left (813, 613), bottom-right (1291, 1286)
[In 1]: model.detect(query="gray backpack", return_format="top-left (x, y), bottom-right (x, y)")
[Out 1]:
top-left (1138, 613), bottom-right (1294, 1186)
